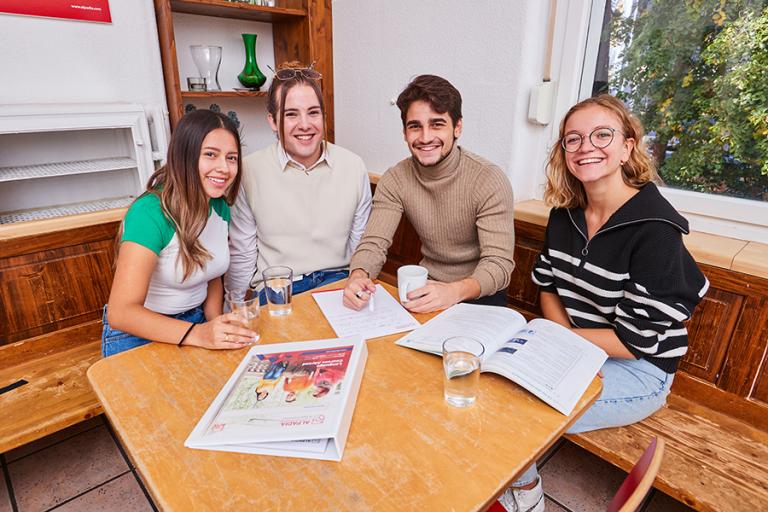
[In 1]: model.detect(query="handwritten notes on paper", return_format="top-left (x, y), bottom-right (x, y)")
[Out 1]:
top-left (312, 284), bottom-right (421, 340)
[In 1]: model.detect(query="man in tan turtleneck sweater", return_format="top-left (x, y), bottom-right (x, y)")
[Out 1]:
top-left (343, 75), bottom-right (515, 313)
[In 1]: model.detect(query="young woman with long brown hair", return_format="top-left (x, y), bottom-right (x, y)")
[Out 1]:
top-left (102, 109), bottom-right (257, 356)
top-left (498, 95), bottom-right (708, 512)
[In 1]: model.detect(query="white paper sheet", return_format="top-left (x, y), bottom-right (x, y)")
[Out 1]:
top-left (312, 284), bottom-right (421, 340)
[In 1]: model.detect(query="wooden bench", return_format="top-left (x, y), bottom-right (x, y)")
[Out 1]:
top-left (0, 321), bottom-right (103, 453)
top-left (567, 391), bottom-right (768, 511)
top-left (0, 212), bottom-right (120, 453)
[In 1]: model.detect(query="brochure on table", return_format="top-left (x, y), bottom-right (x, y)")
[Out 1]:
top-left (396, 304), bottom-right (607, 415)
top-left (185, 337), bottom-right (367, 461)
top-left (312, 283), bottom-right (420, 340)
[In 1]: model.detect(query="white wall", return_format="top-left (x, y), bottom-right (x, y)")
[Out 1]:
top-left (0, 0), bottom-right (166, 108)
top-left (332, 0), bottom-right (558, 201)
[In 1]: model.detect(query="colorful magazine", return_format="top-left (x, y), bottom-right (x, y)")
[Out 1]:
top-left (185, 337), bottom-right (367, 461)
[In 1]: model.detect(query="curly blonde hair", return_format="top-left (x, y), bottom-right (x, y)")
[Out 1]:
top-left (544, 95), bottom-right (661, 209)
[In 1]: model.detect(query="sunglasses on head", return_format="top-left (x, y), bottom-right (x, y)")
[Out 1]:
top-left (268, 65), bottom-right (322, 81)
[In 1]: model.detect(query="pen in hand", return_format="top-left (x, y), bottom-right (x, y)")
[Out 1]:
top-left (356, 289), bottom-right (375, 313)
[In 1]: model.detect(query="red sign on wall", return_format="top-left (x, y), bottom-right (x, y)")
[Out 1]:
top-left (0, 0), bottom-right (111, 23)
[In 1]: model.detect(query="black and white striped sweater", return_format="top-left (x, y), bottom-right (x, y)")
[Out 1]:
top-left (532, 183), bottom-right (709, 374)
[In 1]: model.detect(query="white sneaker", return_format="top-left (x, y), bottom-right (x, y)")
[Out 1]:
top-left (498, 477), bottom-right (545, 512)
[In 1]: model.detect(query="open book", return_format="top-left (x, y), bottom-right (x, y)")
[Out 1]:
top-left (185, 337), bottom-right (367, 461)
top-left (396, 304), bottom-right (607, 415)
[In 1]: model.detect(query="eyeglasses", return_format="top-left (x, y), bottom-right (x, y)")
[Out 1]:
top-left (269, 65), bottom-right (322, 81)
top-left (561, 127), bottom-right (623, 153)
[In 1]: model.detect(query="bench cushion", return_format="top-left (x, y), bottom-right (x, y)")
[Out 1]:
top-left (0, 321), bottom-right (103, 453)
top-left (567, 395), bottom-right (768, 511)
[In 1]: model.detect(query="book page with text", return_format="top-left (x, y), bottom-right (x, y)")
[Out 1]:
top-left (482, 318), bottom-right (607, 415)
top-left (395, 303), bottom-right (527, 361)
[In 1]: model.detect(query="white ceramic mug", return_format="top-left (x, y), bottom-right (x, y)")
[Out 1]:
top-left (397, 265), bottom-right (428, 303)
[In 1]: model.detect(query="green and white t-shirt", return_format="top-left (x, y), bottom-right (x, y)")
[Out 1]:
top-left (122, 193), bottom-right (231, 315)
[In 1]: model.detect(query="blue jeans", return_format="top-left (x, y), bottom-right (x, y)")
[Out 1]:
top-left (512, 357), bottom-right (674, 486)
top-left (101, 305), bottom-right (206, 357)
top-left (258, 269), bottom-right (348, 306)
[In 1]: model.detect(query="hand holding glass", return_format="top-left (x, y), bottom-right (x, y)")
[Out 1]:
top-left (225, 290), bottom-right (260, 344)
top-left (442, 337), bottom-right (484, 407)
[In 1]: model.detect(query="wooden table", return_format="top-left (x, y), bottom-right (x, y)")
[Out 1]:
top-left (88, 282), bottom-right (601, 511)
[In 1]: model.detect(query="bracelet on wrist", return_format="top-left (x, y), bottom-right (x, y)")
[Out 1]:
top-left (178, 323), bottom-right (196, 347)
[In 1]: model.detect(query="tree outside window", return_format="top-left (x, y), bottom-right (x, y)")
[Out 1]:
top-left (594, 0), bottom-right (768, 202)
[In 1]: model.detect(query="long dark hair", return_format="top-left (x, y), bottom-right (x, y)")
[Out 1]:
top-left (124, 109), bottom-right (242, 280)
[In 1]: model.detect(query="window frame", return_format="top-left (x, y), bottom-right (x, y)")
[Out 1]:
top-left (543, 0), bottom-right (768, 244)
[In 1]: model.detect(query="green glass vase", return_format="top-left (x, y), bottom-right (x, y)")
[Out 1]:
top-left (237, 33), bottom-right (267, 90)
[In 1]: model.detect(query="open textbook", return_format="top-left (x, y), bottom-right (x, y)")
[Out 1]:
top-left (185, 337), bottom-right (367, 461)
top-left (396, 304), bottom-right (607, 415)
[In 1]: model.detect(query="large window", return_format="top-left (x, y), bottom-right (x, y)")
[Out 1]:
top-left (585, 0), bottom-right (768, 241)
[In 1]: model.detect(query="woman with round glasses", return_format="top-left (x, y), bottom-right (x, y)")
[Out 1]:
top-left (498, 95), bottom-right (708, 512)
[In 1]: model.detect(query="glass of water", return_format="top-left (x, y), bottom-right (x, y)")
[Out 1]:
top-left (225, 290), bottom-right (261, 344)
top-left (442, 337), bottom-right (484, 407)
top-left (262, 266), bottom-right (293, 316)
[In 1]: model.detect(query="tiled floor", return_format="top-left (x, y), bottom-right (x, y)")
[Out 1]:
top-left (0, 417), bottom-right (154, 512)
top-left (0, 417), bottom-right (694, 511)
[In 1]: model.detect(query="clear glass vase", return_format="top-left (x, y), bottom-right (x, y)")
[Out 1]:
top-left (190, 45), bottom-right (222, 91)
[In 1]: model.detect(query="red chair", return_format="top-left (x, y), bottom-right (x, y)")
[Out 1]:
top-left (487, 437), bottom-right (665, 512)
top-left (607, 437), bottom-right (665, 512)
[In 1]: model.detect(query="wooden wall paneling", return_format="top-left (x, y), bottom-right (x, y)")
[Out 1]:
top-left (0, 222), bottom-right (120, 259)
top-left (379, 214), bottom-right (422, 281)
top-left (707, 266), bottom-right (768, 398)
top-left (306, 0), bottom-right (334, 141)
top-left (154, 0), bottom-right (184, 128)
top-left (0, 254), bottom-right (50, 343)
top-left (0, 223), bottom-right (119, 345)
top-left (670, 373), bottom-right (768, 431)
top-left (0, 240), bottom-right (115, 345)
top-left (678, 287), bottom-right (743, 382)
top-left (750, 340), bottom-right (768, 406)
top-left (273, 18), bottom-right (310, 69)
top-left (507, 221), bottom-right (545, 317)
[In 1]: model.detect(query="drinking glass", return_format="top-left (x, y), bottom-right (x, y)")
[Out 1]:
top-left (225, 290), bottom-right (261, 344)
top-left (442, 337), bottom-right (484, 407)
top-left (262, 266), bottom-right (293, 316)
top-left (190, 45), bottom-right (222, 91)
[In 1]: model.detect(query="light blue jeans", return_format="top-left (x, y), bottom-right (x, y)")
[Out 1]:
top-left (101, 305), bottom-right (205, 357)
top-left (512, 357), bottom-right (674, 486)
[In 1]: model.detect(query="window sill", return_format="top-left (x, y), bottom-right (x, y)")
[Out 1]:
top-left (515, 200), bottom-right (768, 280)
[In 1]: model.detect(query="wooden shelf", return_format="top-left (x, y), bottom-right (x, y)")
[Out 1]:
top-left (170, 0), bottom-right (306, 22)
top-left (181, 90), bottom-right (268, 98)
top-left (157, 0), bottom-right (334, 137)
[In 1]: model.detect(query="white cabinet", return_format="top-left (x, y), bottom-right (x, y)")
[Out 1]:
top-left (0, 104), bottom-right (158, 224)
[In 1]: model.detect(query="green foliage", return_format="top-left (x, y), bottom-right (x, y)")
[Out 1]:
top-left (605, 0), bottom-right (768, 201)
